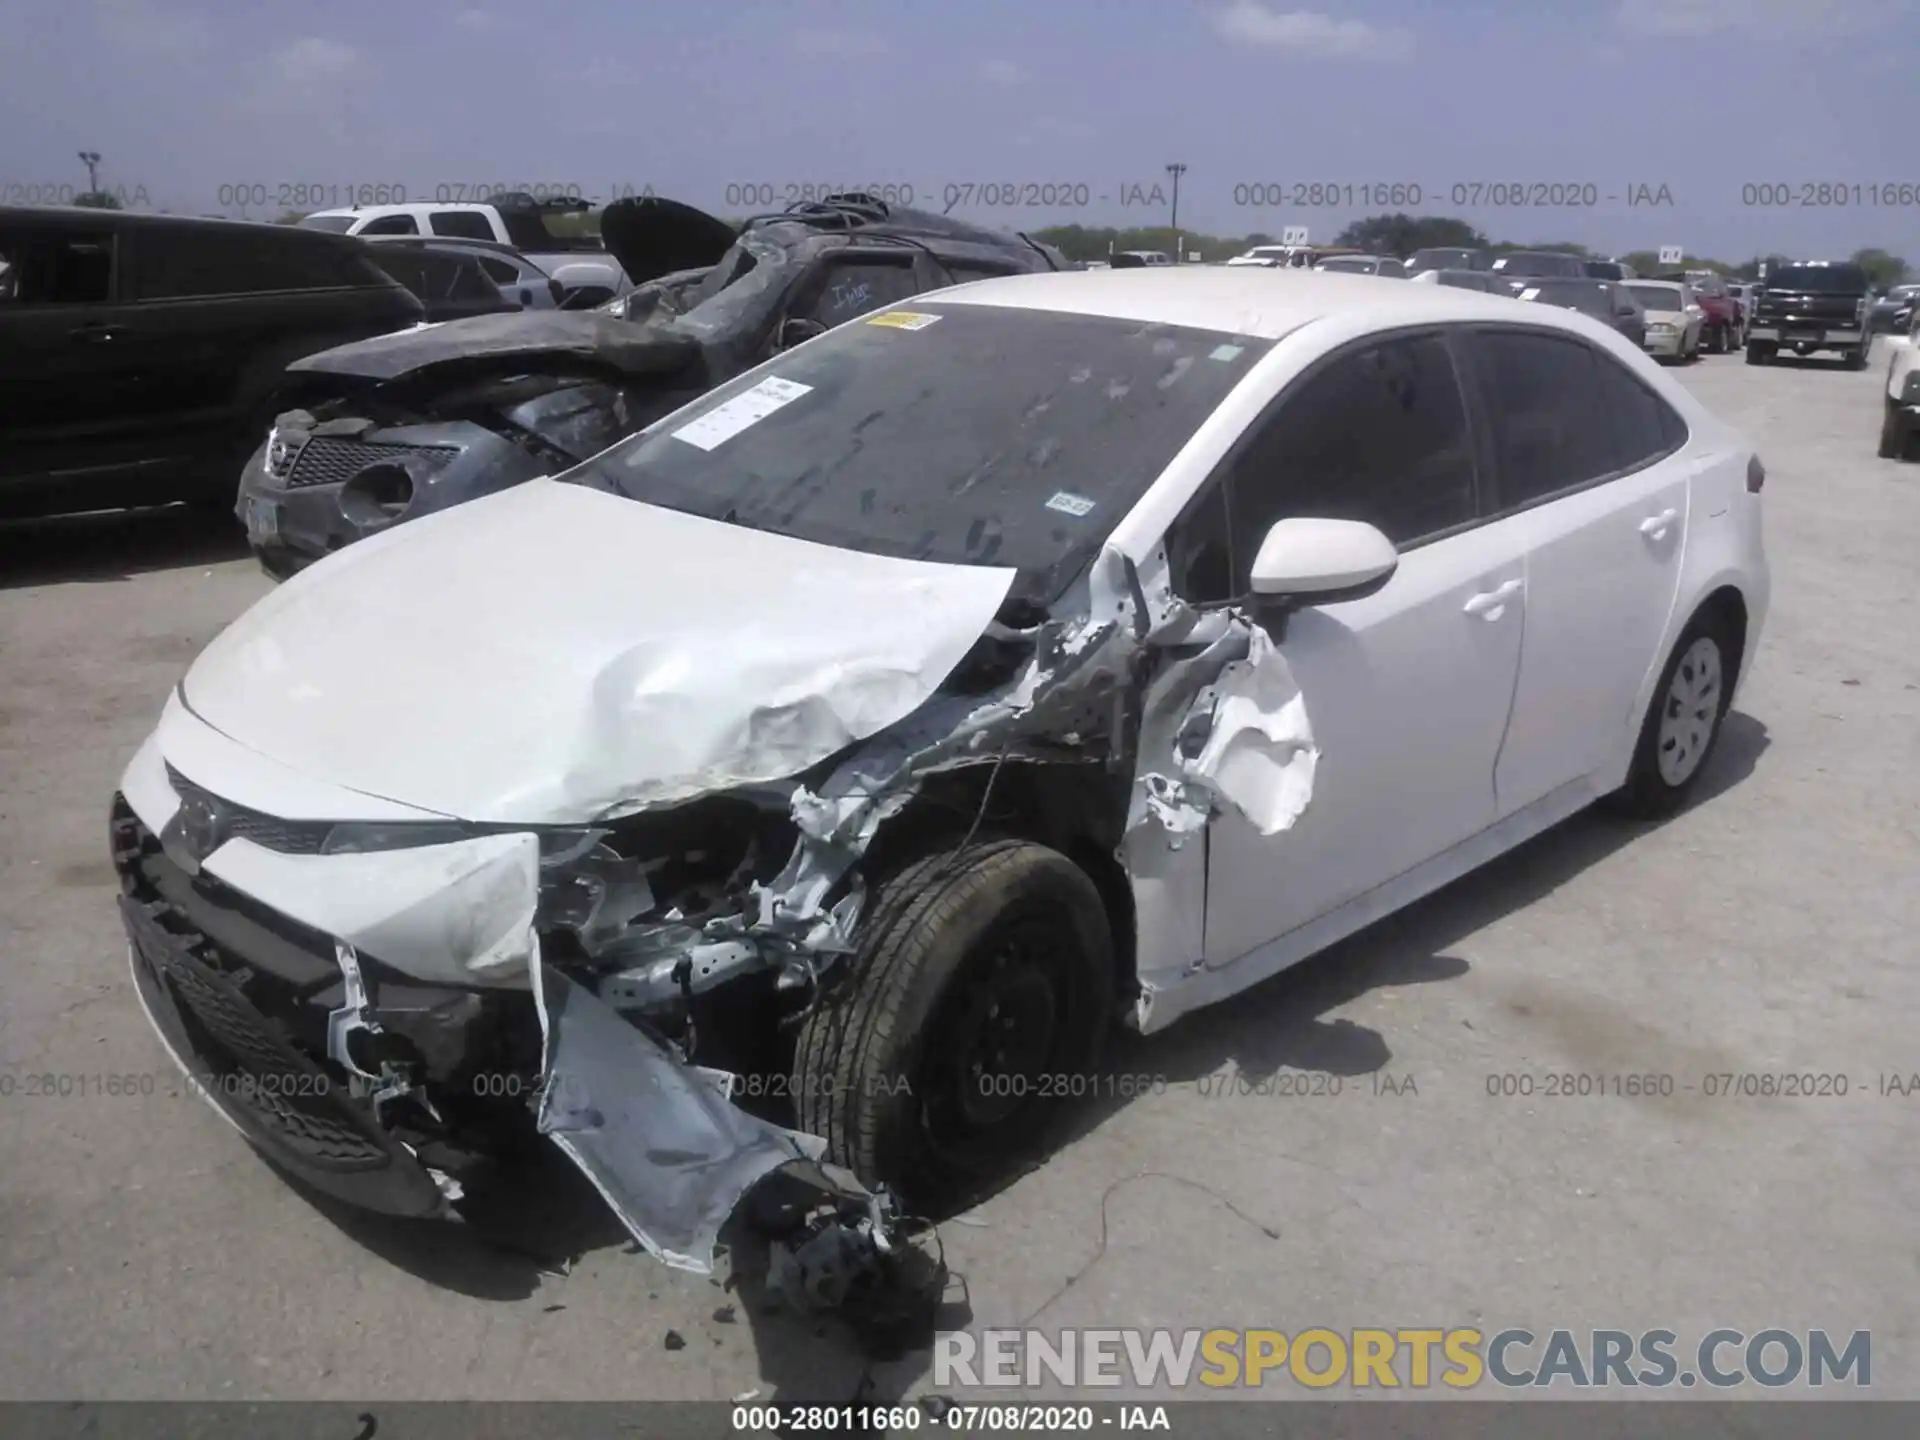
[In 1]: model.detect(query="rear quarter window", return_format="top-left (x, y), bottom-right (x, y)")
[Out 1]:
top-left (131, 228), bottom-right (371, 299)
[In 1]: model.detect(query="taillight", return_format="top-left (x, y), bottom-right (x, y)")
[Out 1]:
top-left (549, 278), bottom-right (565, 305)
top-left (1747, 455), bottom-right (1766, 493)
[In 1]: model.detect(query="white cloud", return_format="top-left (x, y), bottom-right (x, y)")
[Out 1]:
top-left (93, 0), bottom-right (210, 58)
top-left (978, 58), bottom-right (1028, 87)
top-left (1037, 115), bottom-right (1098, 140)
top-left (1210, 1), bottom-right (1415, 61)
top-left (453, 7), bottom-right (494, 30)
top-left (1614, 0), bottom-right (1902, 37)
top-left (267, 36), bottom-right (357, 87)
top-left (793, 29), bottom-right (890, 57)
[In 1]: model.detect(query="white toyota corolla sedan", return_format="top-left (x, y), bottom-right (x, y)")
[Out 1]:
top-left (112, 268), bottom-right (1769, 1275)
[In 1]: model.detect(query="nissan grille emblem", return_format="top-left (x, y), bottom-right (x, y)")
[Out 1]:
top-left (174, 794), bottom-right (227, 867)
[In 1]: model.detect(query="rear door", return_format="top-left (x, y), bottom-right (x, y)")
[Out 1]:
top-left (121, 224), bottom-right (420, 467)
top-left (0, 213), bottom-right (141, 491)
top-left (1457, 327), bottom-right (1692, 813)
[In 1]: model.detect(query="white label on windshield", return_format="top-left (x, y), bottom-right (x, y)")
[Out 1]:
top-left (1519, 287), bottom-right (1541, 300)
top-left (1209, 344), bottom-right (1245, 362)
top-left (670, 377), bottom-right (813, 452)
top-left (1046, 491), bottom-right (1096, 517)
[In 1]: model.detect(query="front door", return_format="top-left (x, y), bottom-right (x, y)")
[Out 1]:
top-left (1163, 330), bottom-right (1527, 966)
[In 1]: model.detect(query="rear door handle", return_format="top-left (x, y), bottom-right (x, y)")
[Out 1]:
top-left (1463, 578), bottom-right (1523, 618)
top-left (1639, 507), bottom-right (1679, 538)
top-left (69, 322), bottom-right (118, 342)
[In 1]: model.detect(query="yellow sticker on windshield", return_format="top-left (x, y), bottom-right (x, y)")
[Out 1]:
top-left (866, 311), bottom-right (941, 330)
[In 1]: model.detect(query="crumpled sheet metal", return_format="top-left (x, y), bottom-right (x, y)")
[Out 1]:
top-left (746, 542), bottom-right (1318, 955)
top-left (531, 956), bottom-right (834, 1272)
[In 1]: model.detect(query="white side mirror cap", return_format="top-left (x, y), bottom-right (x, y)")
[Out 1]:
top-left (1249, 517), bottom-right (1398, 597)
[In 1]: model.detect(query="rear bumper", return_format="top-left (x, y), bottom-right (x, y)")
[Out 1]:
top-left (1747, 326), bottom-right (1864, 346)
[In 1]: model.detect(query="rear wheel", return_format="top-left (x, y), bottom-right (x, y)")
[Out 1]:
top-left (1745, 341), bottom-right (1772, 365)
top-left (1880, 396), bottom-right (1911, 460)
top-left (1844, 344), bottom-right (1869, 371)
top-left (1604, 614), bottom-right (1735, 820)
top-left (792, 840), bottom-right (1114, 1210)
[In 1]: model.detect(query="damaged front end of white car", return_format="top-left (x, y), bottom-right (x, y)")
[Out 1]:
top-left (111, 300), bottom-right (1318, 1326)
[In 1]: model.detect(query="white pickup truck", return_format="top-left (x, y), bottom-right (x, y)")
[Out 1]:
top-left (298, 195), bottom-right (630, 306)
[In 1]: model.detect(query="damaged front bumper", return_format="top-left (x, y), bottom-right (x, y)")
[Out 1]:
top-left (110, 732), bottom-right (891, 1274)
top-left (236, 418), bottom-right (552, 571)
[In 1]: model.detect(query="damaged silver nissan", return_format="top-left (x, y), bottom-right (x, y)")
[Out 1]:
top-left (114, 268), bottom-right (1769, 1294)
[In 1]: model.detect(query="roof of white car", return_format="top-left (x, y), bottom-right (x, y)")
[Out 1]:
top-left (306, 203), bottom-right (495, 218)
top-left (930, 265), bottom-right (1568, 340)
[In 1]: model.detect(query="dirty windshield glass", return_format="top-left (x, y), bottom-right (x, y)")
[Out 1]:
top-left (1528, 280), bottom-right (1610, 315)
top-left (564, 303), bottom-right (1272, 605)
top-left (1625, 284), bottom-right (1683, 312)
top-left (1764, 264), bottom-right (1869, 293)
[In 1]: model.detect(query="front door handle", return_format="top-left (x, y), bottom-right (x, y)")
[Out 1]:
top-left (69, 322), bottom-right (118, 343)
top-left (1463, 578), bottom-right (1523, 619)
top-left (1639, 507), bottom-right (1679, 539)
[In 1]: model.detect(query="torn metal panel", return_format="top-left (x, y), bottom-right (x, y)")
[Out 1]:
top-left (531, 957), bottom-right (834, 1273)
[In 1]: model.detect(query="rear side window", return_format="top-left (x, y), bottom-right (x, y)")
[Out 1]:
top-left (1467, 330), bottom-right (1617, 506)
top-left (358, 214), bottom-right (419, 236)
top-left (790, 256), bottom-right (925, 327)
top-left (429, 210), bottom-right (496, 240)
top-left (0, 228), bottom-right (115, 303)
top-left (131, 228), bottom-right (365, 300)
top-left (1593, 352), bottom-right (1686, 471)
top-left (939, 259), bottom-right (1020, 286)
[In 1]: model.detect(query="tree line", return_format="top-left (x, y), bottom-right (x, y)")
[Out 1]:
top-left (1026, 213), bottom-right (1912, 288)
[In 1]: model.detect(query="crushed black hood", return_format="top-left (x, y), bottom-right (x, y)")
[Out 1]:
top-left (598, 196), bottom-right (739, 287)
top-left (285, 311), bottom-right (704, 385)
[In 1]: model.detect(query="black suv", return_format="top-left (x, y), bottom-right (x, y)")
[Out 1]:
top-left (0, 207), bottom-right (422, 520)
top-left (1746, 260), bottom-right (1873, 368)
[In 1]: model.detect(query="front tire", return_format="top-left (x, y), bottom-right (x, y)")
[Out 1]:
top-left (1880, 396), bottom-right (1911, 459)
top-left (1605, 615), bottom-right (1735, 820)
top-left (1745, 341), bottom-right (1772, 365)
top-left (792, 839), bottom-right (1114, 1210)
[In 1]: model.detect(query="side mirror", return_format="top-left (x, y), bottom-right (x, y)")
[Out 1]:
top-left (778, 317), bottom-right (828, 349)
top-left (1249, 518), bottom-right (1398, 604)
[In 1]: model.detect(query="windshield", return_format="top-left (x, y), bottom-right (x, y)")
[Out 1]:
top-left (1524, 280), bottom-right (1609, 315)
top-left (1583, 261), bottom-right (1626, 279)
top-left (1493, 252), bottom-right (1583, 277)
top-left (1318, 258), bottom-right (1373, 273)
top-left (1764, 264), bottom-right (1869, 293)
top-left (1409, 248), bottom-right (1480, 271)
top-left (1625, 284), bottom-right (1683, 311)
top-left (297, 214), bottom-right (358, 233)
top-left (563, 303), bottom-right (1273, 607)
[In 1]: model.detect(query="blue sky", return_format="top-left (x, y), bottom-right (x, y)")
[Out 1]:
top-left (3, 0), bottom-right (1916, 260)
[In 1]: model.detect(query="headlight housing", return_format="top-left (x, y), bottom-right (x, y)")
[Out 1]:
top-left (319, 822), bottom-right (607, 868)
top-left (263, 426), bottom-right (301, 480)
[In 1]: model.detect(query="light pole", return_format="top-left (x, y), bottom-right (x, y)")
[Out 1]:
top-left (1165, 163), bottom-right (1186, 253)
top-left (78, 150), bottom-right (102, 193)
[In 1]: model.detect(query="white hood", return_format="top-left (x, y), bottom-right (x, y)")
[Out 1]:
top-left (181, 479), bottom-right (1016, 824)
